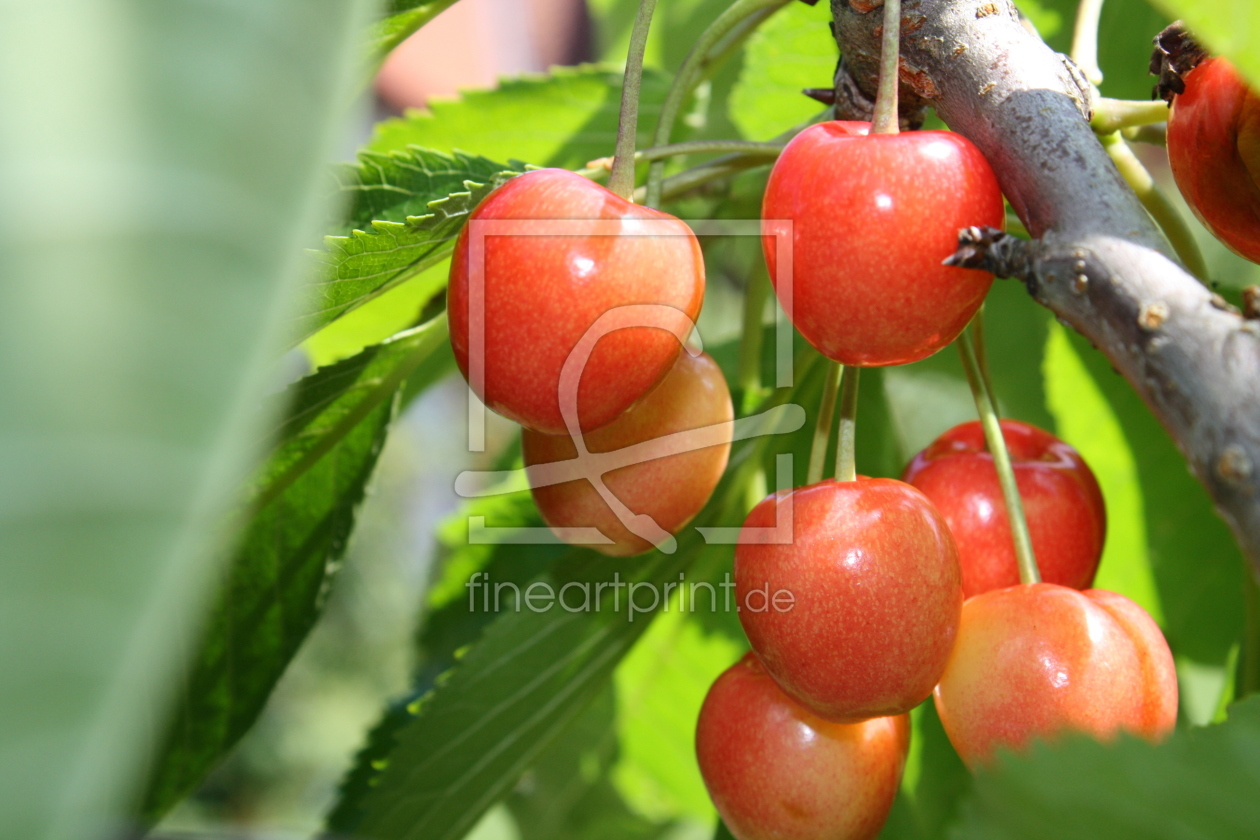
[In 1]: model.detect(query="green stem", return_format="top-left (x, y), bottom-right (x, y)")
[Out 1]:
top-left (957, 326), bottom-right (1041, 585)
top-left (576, 139), bottom-right (785, 179)
top-left (632, 154), bottom-right (763, 203)
top-left (871, 0), bottom-right (902, 134)
top-left (738, 268), bottom-right (771, 414)
top-left (1070, 0), bottom-right (1105, 86)
top-left (834, 366), bottom-right (860, 483)
top-left (607, 0), bottom-right (658, 200)
top-left (1122, 122), bottom-right (1168, 146)
top-left (644, 0), bottom-right (792, 207)
top-left (1091, 97), bottom-right (1169, 135)
top-left (1100, 132), bottom-right (1210, 284)
top-left (807, 363), bottom-right (842, 485)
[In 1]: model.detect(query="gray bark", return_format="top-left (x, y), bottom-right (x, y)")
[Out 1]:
top-left (830, 0), bottom-right (1260, 572)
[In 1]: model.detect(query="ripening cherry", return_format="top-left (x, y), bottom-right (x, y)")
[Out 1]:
top-left (761, 121), bottom-right (1005, 366)
top-left (696, 653), bottom-right (910, 840)
top-left (934, 583), bottom-right (1178, 767)
top-left (522, 350), bottom-right (732, 556)
top-left (1167, 56), bottom-right (1260, 263)
top-left (902, 419), bottom-right (1106, 598)
top-left (734, 477), bottom-right (963, 722)
top-left (448, 168), bottom-right (705, 434)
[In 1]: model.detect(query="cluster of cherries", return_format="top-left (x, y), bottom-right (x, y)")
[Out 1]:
top-left (439, 43), bottom-right (1260, 840)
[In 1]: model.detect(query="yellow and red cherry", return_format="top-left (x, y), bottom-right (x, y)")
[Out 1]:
top-left (761, 121), bottom-right (1004, 366)
top-left (449, 168), bottom-right (705, 435)
top-left (696, 653), bottom-right (910, 840)
top-left (522, 350), bottom-right (732, 556)
top-left (934, 583), bottom-right (1178, 767)
top-left (734, 477), bottom-right (963, 722)
top-left (902, 419), bottom-right (1106, 598)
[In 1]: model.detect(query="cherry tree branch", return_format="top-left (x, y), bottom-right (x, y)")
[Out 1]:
top-left (830, 0), bottom-right (1260, 574)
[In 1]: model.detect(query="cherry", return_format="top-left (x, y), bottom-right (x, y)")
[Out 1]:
top-left (760, 122), bottom-right (1004, 366)
top-left (902, 419), bottom-right (1105, 598)
top-left (696, 653), bottom-right (909, 840)
top-left (934, 583), bottom-right (1178, 767)
top-left (448, 168), bottom-right (706, 435)
top-left (1167, 56), bottom-right (1260, 263)
top-left (734, 477), bottom-right (962, 722)
top-left (522, 350), bottom-right (733, 556)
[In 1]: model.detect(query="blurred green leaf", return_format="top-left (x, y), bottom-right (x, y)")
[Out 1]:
top-left (0, 2), bottom-right (368, 837)
top-left (951, 695), bottom-right (1260, 839)
top-left (297, 157), bottom-right (519, 342)
top-left (612, 606), bottom-right (743, 823)
top-left (1147, 0), bottom-right (1260, 91)
top-left (728, 0), bottom-right (836, 140)
top-left (367, 0), bottom-right (461, 66)
top-left (368, 65), bottom-right (673, 170)
top-left (508, 687), bottom-right (671, 840)
top-left (141, 318), bottom-right (450, 820)
top-left (1014, 0), bottom-right (1170, 100)
top-left (903, 701), bottom-right (971, 840)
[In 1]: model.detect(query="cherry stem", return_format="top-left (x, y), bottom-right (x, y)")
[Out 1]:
top-left (577, 139), bottom-right (784, 179)
top-left (870, 0), bottom-right (902, 135)
top-left (1070, 0), bottom-right (1105, 87)
top-left (807, 362), bottom-right (842, 485)
top-left (957, 319), bottom-right (1041, 586)
top-left (1100, 131), bottom-right (1210, 284)
top-left (738, 268), bottom-right (771, 415)
top-left (645, 0), bottom-right (792, 207)
top-left (1090, 98), bottom-right (1168, 135)
top-left (835, 365), bottom-right (860, 483)
top-left (607, 0), bottom-right (659, 200)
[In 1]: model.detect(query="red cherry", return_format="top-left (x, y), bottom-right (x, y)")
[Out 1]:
top-left (934, 583), bottom-right (1178, 767)
top-left (734, 478), bottom-right (962, 722)
top-left (696, 653), bottom-right (909, 840)
top-left (448, 168), bottom-right (705, 434)
top-left (522, 350), bottom-right (733, 556)
top-left (761, 122), bottom-right (1004, 366)
top-left (902, 419), bottom-right (1106, 598)
top-left (1168, 57), bottom-right (1260, 263)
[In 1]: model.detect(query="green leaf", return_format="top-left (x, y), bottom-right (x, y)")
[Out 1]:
top-left (296, 169), bottom-right (518, 342)
top-left (141, 317), bottom-right (450, 820)
top-left (1148, 0), bottom-right (1260, 91)
top-left (367, 0), bottom-right (461, 65)
top-left (951, 695), bottom-right (1260, 839)
top-left (728, 0), bottom-right (837, 140)
top-left (508, 686), bottom-right (671, 840)
top-left (0, 2), bottom-right (368, 836)
top-left (1044, 322), bottom-right (1162, 623)
top-left (367, 65), bottom-right (674, 170)
top-left (332, 147), bottom-right (519, 237)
